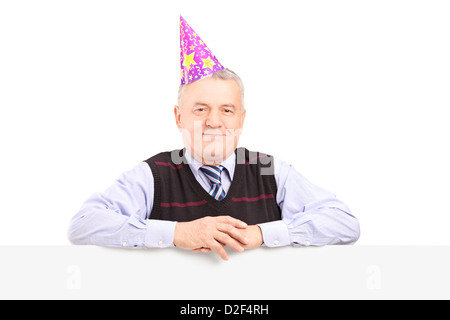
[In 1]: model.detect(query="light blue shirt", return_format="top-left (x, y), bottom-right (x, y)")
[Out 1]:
top-left (68, 150), bottom-right (360, 248)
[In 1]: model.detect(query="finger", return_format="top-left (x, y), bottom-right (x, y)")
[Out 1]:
top-left (192, 248), bottom-right (211, 253)
top-left (217, 223), bottom-right (249, 245)
top-left (214, 230), bottom-right (245, 253)
top-left (217, 216), bottom-right (247, 229)
top-left (209, 241), bottom-right (229, 261)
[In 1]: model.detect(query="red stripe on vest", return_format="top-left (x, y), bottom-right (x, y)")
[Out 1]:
top-left (155, 161), bottom-right (183, 170)
top-left (160, 200), bottom-right (208, 208)
top-left (232, 194), bottom-right (274, 202)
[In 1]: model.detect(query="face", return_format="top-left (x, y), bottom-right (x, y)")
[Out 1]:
top-left (174, 77), bottom-right (246, 165)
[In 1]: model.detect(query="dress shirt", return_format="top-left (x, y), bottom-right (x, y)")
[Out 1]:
top-left (68, 150), bottom-right (360, 248)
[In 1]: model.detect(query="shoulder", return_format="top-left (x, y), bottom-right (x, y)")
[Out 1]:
top-left (236, 147), bottom-right (288, 168)
top-left (235, 147), bottom-right (280, 178)
top-left (104, 162), bottom-right (154, 202)
top-left (144, 149), bottom-right (182, 163)
top-left (237, 147), bottom-right (295, 182)
top-left (235, 147), bottom-right (273, 164)
top-left (143, 149), bottom-right (186, 168)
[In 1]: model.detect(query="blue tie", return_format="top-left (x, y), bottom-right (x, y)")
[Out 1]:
top-left (200, 165), bottom-right (226, 201)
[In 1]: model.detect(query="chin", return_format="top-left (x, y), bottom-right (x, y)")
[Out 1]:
top-left (200, 142), bottom-right (225, 164)
top-left (187, 136), bottom-right (239, 164)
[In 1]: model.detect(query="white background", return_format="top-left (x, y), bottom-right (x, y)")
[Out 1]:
top-left (1, 0), bottom-right (449, 246)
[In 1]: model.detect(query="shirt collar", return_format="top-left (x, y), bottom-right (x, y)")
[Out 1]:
top-left (184, 149), bottom-right (236, 180)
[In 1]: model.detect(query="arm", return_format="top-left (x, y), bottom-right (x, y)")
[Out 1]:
top-left (68, 162), bottom-right (249, 259)
top-left (67, 162), bottom-right (177, 248)
top-left (257, 157), bottom-right (360, 247)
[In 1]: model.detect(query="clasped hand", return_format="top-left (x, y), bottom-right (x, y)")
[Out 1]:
top-left (173, 216), bottom-right (263, 260)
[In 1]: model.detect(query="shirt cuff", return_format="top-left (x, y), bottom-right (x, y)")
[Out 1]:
top-left (144, 220), bottom-right (177, 248)
top-left (257, 220), bottom-right (290, 248)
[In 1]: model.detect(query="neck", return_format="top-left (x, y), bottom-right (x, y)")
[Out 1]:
top-left (189, 148), bottom-right (236, 166)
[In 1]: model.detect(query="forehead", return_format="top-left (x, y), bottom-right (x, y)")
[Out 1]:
top-left (180, 78), bottom-right (241, 107)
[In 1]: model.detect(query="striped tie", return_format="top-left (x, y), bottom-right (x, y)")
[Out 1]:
top-left (200, 165), bottom-right (226, 201)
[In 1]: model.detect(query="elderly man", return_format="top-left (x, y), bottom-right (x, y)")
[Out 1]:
top-left (68, 17), bottom-right (359, 260)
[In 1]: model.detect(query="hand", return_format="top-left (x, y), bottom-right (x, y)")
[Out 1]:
top-left (239, 225), bottom-right (263, 250)
top-left (191, 225), bottom-right (263, 255)
top-left (173, 216), bottom-right (249, 260)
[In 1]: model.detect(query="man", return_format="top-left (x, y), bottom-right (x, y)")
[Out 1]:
top-left (68, 16), bottom-right (360, 260)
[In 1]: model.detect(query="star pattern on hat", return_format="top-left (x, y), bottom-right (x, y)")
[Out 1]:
top-left (180, 15), bottom-right (224, 85)
top-left (201, 57), bottom-right (216, 71)
top-left (182, 52), bottom-right (197, 72)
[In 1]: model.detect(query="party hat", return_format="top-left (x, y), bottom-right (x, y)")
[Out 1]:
top-left (180, 15), bottom-right (224, 85)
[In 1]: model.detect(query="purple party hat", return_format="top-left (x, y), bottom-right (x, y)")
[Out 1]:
top-left (180, 15), bottom-right (224, 85)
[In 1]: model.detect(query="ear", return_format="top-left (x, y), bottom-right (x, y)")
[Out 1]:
top-left (174, 105), bottom-right (182, 131)
top-left (240, 109), bottom-right (246, 128)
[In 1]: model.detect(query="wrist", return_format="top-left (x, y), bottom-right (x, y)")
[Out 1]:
top-left (173, 222), bottom-right (184, 247)
top-left (244, 225), bottom-right (263, 249)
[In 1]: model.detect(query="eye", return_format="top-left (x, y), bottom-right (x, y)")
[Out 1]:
top-left (194, 107), bottom-right (206, 114)
top-left (224, 109), bottom-right (233, 114)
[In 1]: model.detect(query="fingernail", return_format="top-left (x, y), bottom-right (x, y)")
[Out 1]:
top-left (244, 237), bottom-right (249, 243)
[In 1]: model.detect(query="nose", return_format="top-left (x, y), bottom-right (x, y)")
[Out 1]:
top-left (205, 109), bottom-right (222, 128)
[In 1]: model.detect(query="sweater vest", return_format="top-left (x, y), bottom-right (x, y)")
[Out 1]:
top-left (144, 148), bottom-right (281, 225)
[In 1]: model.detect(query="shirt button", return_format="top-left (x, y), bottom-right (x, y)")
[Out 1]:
top-left (305, 240), bottom-right (311, 246)
top-left (274, 239), bottom-right (279, 246)
top-left (122, 241), bottom-right (127, 247)
top-left (158, 239), bottom-right (163, 246)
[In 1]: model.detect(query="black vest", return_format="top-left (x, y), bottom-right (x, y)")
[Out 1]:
top-left (144, 148), bottom-right (281, 225)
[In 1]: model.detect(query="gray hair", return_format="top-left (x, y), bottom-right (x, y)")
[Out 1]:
top-left (177, 68), bottom-right (245, 109)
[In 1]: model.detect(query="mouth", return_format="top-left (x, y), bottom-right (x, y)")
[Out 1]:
top-left (203, 131), bottom-right (225, 136)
